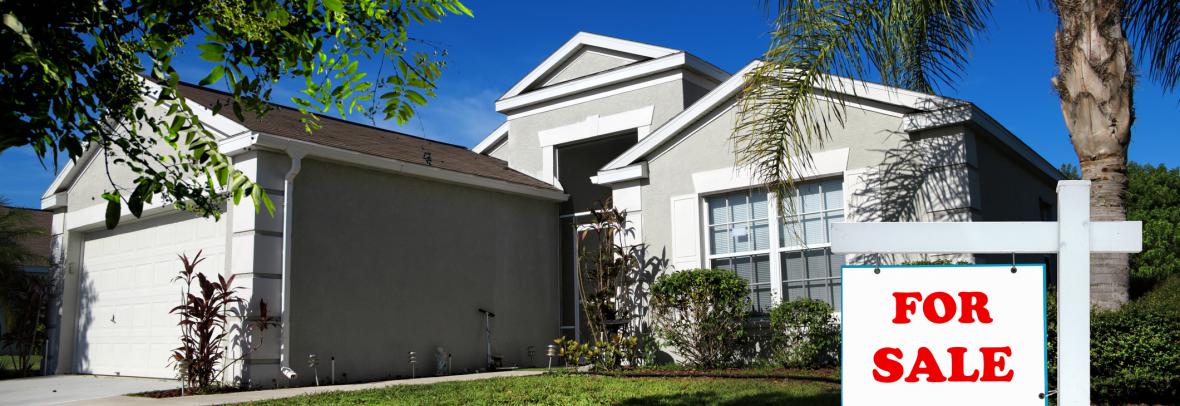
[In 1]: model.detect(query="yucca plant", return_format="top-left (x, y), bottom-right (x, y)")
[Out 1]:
top-left (169, 250), bottom-right (241, 392)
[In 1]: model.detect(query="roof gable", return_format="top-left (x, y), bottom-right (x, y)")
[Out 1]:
top-left (499, 32), bottom-right (678, 100)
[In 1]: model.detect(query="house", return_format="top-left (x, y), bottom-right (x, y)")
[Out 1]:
top-left (472, 32), bottom-right (1060, 331)
top-left (40, 32), bottom-right (1060, 385)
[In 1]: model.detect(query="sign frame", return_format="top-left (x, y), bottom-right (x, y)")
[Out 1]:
top-left (840, 263), bottom-right (1050, 405)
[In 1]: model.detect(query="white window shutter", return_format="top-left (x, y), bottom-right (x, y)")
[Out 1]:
top-left (670, 194), bottom-right (702, 270)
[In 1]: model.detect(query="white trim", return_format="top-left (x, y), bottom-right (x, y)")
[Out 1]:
top-left (505, 72), bottom-right (683, 120)
top-left (541, 145), bottom-right (557, 187)
top-left (603, 61), bottom-right (760, 171)
top-left (538, 106), bottom-right (654, 147)
top-left (63, 193), bottom-right (176, 231)
top-left (41, 192), bottom-right (68, 211)
top-left (250, 132), bottom-right (568, 202)
top-left (602, 60), bottom-right (968, 172)
top-left (496, 53), bottom-right (730, 114)
top-left (690, 148), bottom-right (848, 194)
top-left (471, 122), bottom-right (509, 154)
top-left (591, 163), bottom-right (647, 185)
top-left (540, 48), bottom-right (640, 86)
top-left (499, 32), bottom-right (679, 101)
top-left (903, 104), bottom-right (1062, 181)
top-left (670, 194), bottom-right (702, 270)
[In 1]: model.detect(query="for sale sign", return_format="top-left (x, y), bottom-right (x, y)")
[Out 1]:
top-left (842, 264), bottom-right (1047, 405)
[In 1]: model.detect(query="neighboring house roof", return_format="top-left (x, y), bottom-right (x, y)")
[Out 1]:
top-left (171, 83), bottom-right (559, 191)
top-left (0, 206), bottom-right (52, 268)
top-left (598, 60), bottom-right (1061, 182)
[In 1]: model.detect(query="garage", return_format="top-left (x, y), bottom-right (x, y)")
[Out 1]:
top-left (75, 213), bottom-right (226, 378)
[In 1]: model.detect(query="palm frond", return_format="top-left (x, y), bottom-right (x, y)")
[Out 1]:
top-left (737, 0), bottom-right (990, 212)
top-left (1125, 0), bottom-right (1180, 92)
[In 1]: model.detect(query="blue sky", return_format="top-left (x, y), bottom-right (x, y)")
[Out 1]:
top-left (2, 1), bottom-right (1177, 208)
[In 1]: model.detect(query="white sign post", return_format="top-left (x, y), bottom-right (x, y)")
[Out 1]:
top-left (831, 180), bottom-right (1142, 406)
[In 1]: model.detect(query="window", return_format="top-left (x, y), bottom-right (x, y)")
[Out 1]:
top-left (780, 180), bottom-right (844, 311)
top-left (704, 178), bottom-right (845, 313)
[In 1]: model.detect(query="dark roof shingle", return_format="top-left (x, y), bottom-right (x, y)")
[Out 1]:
top-left (174, 83), bottom-right (555, 191)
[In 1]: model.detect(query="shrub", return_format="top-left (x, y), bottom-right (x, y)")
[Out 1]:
top-left (1126, 162), bottom-right (1180, 289)
top-left (650, 269), bottom-right (749, 369)
top-left (1090, 275), bottom-right (1180, 403)
top-left (169, 251), bottom-right (242, 392)
top-left (768, 299), bottom-right (840, 368)
top-left (1047, 275), bottom-right (1180, 404)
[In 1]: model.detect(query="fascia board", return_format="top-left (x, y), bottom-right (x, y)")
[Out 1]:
top-left (499, 32), bottom-right (679, 100)
top-left (471, 122), bottom-right (509, 154)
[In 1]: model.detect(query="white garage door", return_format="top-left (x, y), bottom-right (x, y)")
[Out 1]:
top-left (77, 213), bottom-right (226, 378)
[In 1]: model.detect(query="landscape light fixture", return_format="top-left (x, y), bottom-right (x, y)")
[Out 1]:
top-left (546, 344), bottom-right (558, 369)
top-left (307, 354), bottom-right (320, 386)
top-left (408, 351), bottom-right (417, 378)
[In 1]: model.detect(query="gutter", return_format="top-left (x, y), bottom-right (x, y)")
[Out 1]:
top-left (279, 149), bottom-right (305, 379)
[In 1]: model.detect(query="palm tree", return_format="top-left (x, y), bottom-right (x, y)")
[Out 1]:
top-left (736, 0), bottom-right (1178, 309)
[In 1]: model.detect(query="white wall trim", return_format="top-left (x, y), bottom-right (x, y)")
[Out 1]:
top-left (499, 32), bottom-right (680, 101)
top-left (603, 61), bottom-right (760, 171)
top-left (505, 72), bottom-right (683, 120)
top-left (63, 193), bottom-right (176, 232)
top-left (538, 105), bottom-right (654, 147)
top-left (41, 192), bottom-right (68, 211)
top-left (496, 53), bottom-right (730, 114)
top-left (471, 122), bottom-right (509, 154)
top-left (591, 162), bottom-right (648, 185)
top-left (689, 148), bottom-right (849, 194)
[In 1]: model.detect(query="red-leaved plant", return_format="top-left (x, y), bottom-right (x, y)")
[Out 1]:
top-left (169, 250), bottom-right (241, 392)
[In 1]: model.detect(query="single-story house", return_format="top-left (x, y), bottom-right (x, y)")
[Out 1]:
top-left (40, 32), bottom-right (1060, 386)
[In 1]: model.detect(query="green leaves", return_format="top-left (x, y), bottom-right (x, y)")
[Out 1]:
top-left (197, 43), bottom-right (225, 63)
top-left (102, 192), bottom-right (121, 230)
top-left (198, 65), bottom-right (224, 86)
top-left (1, 0), bottom-right (471, 228)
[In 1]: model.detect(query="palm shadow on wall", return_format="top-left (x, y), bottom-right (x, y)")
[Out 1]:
top-left (74, 266), bottom-right (96, 374)
top-left (845, 102), bottom-right (976, 265)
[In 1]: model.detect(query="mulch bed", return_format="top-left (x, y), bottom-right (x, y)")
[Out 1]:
top-left (595, 367), bottom-right (840, 383)
top-left (134, 386), bottom-right (253, 399)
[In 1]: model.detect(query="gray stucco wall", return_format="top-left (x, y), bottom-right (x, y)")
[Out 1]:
top-left (540, 47), bottom-right (639, 86)
top-left (288, 158), bottom-right (560, 385)
top-left (498, 72), bottom-right (692, 180)
top-left (639, 98), bottom-right (910, 263)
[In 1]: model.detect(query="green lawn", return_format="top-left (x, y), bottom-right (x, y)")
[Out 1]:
top-left (0, 354), bottom-right (42, 380)
top-left (244, 374), bottom-right (839, 405)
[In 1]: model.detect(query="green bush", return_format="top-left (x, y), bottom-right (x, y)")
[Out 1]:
top-left (1126, 163), bottom-right (1180, 289)
top-left (650, 269), bottom-right (749, 369)
top-left (767, 299), bottom-right (840, 368)
top-left (1047, 275), bottom-right (1180, 404)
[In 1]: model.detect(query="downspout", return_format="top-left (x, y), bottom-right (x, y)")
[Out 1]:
top-left (280, 150), bottom-right (306, 377)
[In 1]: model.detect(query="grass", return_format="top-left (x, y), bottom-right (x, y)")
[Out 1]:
top-left (243, 373), bottom-right (839, 405)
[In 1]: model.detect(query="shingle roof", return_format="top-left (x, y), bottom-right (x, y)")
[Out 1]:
top-left (174, 83), bottom-right (556, 191)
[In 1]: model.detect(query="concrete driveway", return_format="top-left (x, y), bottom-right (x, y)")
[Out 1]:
top-left (0, 375), bottom-right (177, 406)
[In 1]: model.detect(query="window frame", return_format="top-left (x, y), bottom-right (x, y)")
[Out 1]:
top-left (701, 177), bottom-right (846, 313)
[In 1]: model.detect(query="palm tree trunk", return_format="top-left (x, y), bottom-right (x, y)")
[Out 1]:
top-left (1052, 0), bottom-right (1134, 309)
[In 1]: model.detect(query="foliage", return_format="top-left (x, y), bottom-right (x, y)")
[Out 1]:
top-left (244, 373), bottom-right (840, 405)
top-left (1058, 163), bottom-right (1081, 180)
top-left (900, 259), bottom-right (969, 266)
top-left (0, 0), bottom-right (471, 227)
top-left (0, 201), bottom-right (55, 378)
top-left (734, 1), bottom-right (991, 208)
top-left (169, 251), bottom-right (242, 392)
top-left (767, 299), bottom-right (840, 369)
top-left (650, 269), bottom-right (750, 369)
top-left (1126, 162), bottom-right (1180, 286)
top-left (1046, 275), bottom-right (1180, 404)
top-left (553, 333), bottom-right (643, 371)
top-left (575, 199), bottom-right (666, 348)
